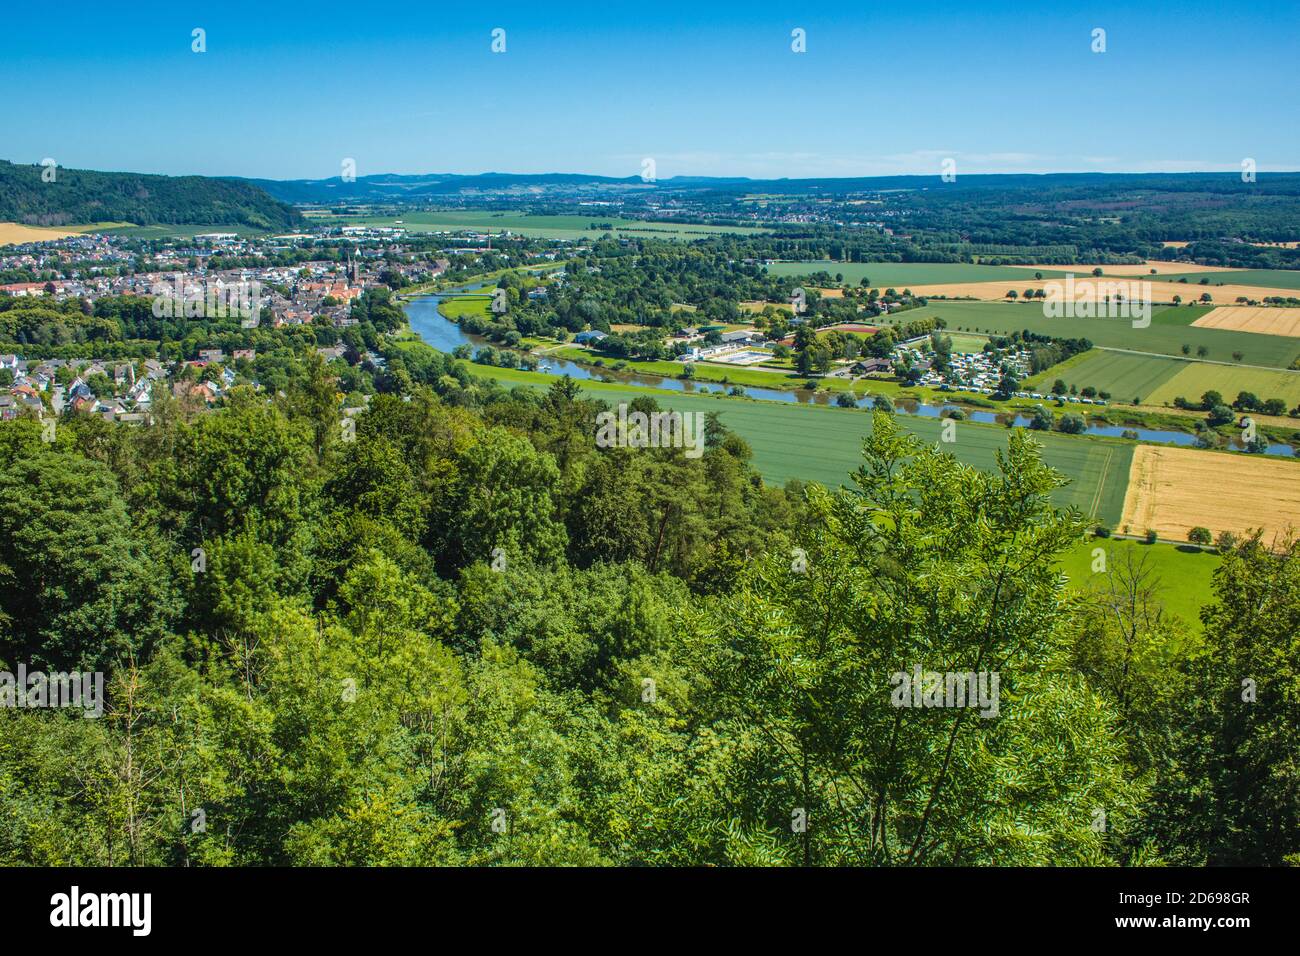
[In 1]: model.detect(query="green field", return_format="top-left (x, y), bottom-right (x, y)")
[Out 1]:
top-left (766, 261), bottom-right (1072, 286)
top-left (945, 332), bottom-right (993, 352)
top-left (1027, 349), bottom-right (1187, 402)
top-left (1057, 537), bottom-right (1221, 630)
top-left (1145, 269), bottom-right (1300, 292)
top-left (1145, 305), bottom-right (1214, 326)
top-left (1147, 361), bottom-right (1300, 408)
top-left (905, 301), bottom-right (1300, 369)
top-left (321, 211), bottom-right (764, 240)
top-left (472, 364), bottom-right (1134, 523)
top-left (436, 293), bottom-right (493, 321)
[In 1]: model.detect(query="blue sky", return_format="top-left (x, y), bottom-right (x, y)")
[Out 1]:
top-left (3, 0), bottom-right (1297, 180)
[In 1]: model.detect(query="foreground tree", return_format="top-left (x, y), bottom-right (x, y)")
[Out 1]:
top-left (1151, 534), bottom-right (1300, 864)
top-left (672, 415), bottom-right (1146, 864)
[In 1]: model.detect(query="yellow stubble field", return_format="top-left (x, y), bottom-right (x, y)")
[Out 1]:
top-left (1192, 306), bottom-right (1300, 337)
top-left (0, 222), bottom-right (82, 246)
top-left (1120, 445), bottom-right (1300, 543)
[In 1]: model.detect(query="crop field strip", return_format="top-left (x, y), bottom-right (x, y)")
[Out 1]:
top-left (903, 301), bottom-right (1300, 369)
top-left (1140, 269), bottom-right (1300, 291)
top-left (766, 260), bottom-right (1074, 286)
top-left (1026, 349), bottom-right (1186, 402)
top-left (0, 221), bottom-right (131, 245)
top-left (1146, 361), bottom-right (1300, 407)
top-left (1009, 262), bottom-right (1242, 277)
top-left (894, 277), bottom-right (1300, 305)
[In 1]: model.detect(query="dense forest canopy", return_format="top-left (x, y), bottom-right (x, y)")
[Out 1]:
top-left (0, 160), bottom-right (302, 230)
top-left (1, 354), bottom-right (1296, 865)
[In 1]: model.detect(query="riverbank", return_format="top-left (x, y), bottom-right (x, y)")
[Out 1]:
top-left (397, 285), bottom-right (1298, 457)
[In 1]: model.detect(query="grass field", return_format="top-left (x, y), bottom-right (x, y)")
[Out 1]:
top-left (322, 211), bottom-right (764, 240)
top-left (1120, 445), bottom-right (1300, 543)
top-left (945, 332), bottom-right (992, 352)
top-left (1146, 362), bottom-right (1300, 407)
top-left (473, 364), bottom-right (1134, 523)
top-left (436, 293), bottom-right (493, 321)
top-left (1056, 537), bottom-right (1221, 630)
top-left (1027, 349), bottom-right (1186, 402)
top-left (766, 261), bottom-right (1071, 286)
top-left (905, 301), bottom-right (1300, 369)
top-left (1147, 306), bottom-right (1214, 326)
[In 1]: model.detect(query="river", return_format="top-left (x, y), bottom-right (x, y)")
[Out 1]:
top-left (402, 290), bottom-right (1297, 458)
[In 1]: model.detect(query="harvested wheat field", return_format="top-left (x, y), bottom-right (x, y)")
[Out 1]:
top-left (0, 222), bottom-right (82, 246)
top-left (1192, 306), bottom-right (1300, 337)
top-left (1120, 445), bottom-right (1300, 544)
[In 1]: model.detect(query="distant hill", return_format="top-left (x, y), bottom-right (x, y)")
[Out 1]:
top-left (0, 159), bottom-right (303, 231)
top-left (236, 171), bottom-right (649, 204)
top-left (238, 169), bottom-right (1300, 206)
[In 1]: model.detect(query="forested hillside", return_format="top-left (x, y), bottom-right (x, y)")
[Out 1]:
top-left (1, 354), bottom-right (1295, 865)
top-left (0, 160), bottom-right (302, 230)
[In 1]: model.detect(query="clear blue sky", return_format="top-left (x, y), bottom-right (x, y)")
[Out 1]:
top-left (4, 0), bottom-right (1297, 180)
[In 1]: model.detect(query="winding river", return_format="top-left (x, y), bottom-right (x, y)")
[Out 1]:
top-left (403, 290), bottom-right (1297, 458)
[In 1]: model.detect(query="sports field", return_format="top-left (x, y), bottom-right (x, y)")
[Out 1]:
top-left (1120, 445), bottom-right (1300, 543)
top-left (945, 332), bottom-right (992, 352)
top-left (905, 301), bottom-right (1300, 369)
top-left (1193, 306), bottom-right (1300, 337)
top-left (765, 261), bottom-right (1071, 286)
top-left (473, 364), bottom-right (1134, 523)
top-left (324, 211), bottom-right (763, 240)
